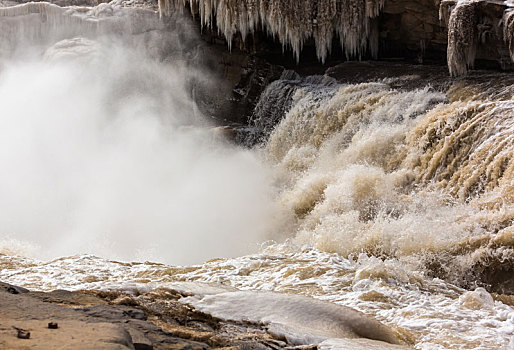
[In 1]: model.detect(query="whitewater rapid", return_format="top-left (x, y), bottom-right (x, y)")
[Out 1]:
top-left (258, 71), bottom-right (514, 292)
top-left (1, 1), bottom-right (514, 350)
top-left (1, 249), bottom-right (514, 349)
top-left (1, 65), bottom-right (514, 348)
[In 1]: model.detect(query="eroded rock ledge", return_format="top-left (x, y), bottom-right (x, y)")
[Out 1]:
top-left (4, 0), bottom-right (512, 76)
top-left (0, 281), bottom-right (413, 350)
top-left (160, 0), bottom-right (514, 75)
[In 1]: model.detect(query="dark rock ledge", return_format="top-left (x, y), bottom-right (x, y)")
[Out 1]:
top-left (0, 281), bottom-right (413, 350)
top-left (0, 281), bottom-right (282, 350)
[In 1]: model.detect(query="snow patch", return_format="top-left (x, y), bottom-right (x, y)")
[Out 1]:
top-left (319, 338), bottom-right (410, 350)
top-left (182, 290), bottom-right (402, 346)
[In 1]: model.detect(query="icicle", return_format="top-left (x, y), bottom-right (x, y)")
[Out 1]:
top-left (439, 0), bottom-right (457, 25)
top-left (365, 0), bottom-right (384, 18)
top-left (338, 0), bottom-right (366, 60)
top-left (158, 0), bottom-right (385, 63)
top-left (0, 2), bottom-right (66, 18)
top-left (447, 0), bottom-right (480, 77)
top-left (504, 9), bottom-right (514, 62)
top-left (313, 0), bottom-right (337, 64)
top-left (216, 0), bottom-right (238, 49)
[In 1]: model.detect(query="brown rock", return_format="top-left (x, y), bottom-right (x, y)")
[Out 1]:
top-left (127, 328), bottom-right (153, 350)
top-left (0, 282), bottom-right (29, 295)
top-left (13, 326), bottom-right (30, 339)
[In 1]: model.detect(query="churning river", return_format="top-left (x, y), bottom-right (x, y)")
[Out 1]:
top-left (0, 1), bottom-right (513, 349)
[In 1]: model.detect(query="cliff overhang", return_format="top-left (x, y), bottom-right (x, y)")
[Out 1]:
top-left (159, 0), bottom-right (514, 76)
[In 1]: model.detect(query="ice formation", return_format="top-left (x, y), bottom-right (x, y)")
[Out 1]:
top-left (43, 37), bottom-right (103, 62)
top-left (444, 0), bottom-right (514, 75)
top-left (0, 1), bottom-right (161, 55)
top-left (183, 291), bottom-right (402, 346)
top-left (319, 338), bottom-right (410, 350)
top-left (446, 0), bottom-right (480, 77)
top-left (158, 0), bottom-right (385, 62)
top-left (0, 2), bottom-right (81, 52)
top-left (504, 9), bottom-right (514, 61)
top-left (0, 1), bottom-right (65, 17)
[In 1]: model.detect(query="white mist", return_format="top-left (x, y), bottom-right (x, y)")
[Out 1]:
top-left (0, 38), bottom-right (276, 265)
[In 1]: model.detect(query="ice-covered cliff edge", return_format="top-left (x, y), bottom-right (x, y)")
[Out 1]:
top-left (442, 0), bottom-right (514, 75)
top-left (159, 0), bottom-right (514, 75)
top-left (158, 0), bottom-right (385, 63)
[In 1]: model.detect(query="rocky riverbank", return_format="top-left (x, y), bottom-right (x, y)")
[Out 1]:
top-left (0, 281), bottom-right (414, 349)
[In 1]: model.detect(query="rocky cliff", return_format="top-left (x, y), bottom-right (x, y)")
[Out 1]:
top-left (160, 0), bottom-right (514, 75)
top-left (1, 0), bottom-right (512, 123)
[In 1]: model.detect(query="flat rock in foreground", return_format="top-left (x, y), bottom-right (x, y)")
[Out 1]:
top-left (0, 281), bottom-right (413, 349)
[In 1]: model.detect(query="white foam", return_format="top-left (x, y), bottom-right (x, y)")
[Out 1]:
top-left (319, 338), bottom-right (410, 350)
top-left (1, 250), bottom-right (514, 349)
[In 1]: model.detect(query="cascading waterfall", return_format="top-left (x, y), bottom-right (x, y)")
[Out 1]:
top-left (260, 71), bottom-right (514, 291)
top-left (1, 1), bottom-right (514, 350)
top-left (244, 70), bottom-right (338, 146)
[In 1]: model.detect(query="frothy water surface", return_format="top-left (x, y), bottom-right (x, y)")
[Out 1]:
top-left (1, 249), bottom-right (513, 349)
top-left (1, 2), bottom-right (514, 350)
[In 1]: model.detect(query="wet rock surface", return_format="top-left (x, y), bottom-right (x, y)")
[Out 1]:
top-left (0, 282), bottom-right (412, 349)
top-left (0, 281), bottom-right (29, 295)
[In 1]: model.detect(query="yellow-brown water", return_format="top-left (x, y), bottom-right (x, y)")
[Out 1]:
top-left (3, 68), bottom-right (514, 349)
top-left (1, 2), bottom-right (514, 349)
top-left (262, 72), bottom-right (514, 294)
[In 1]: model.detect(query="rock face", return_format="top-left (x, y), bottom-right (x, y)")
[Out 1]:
top-left (153, 0), bottom-right (514, 123)
top-left (0, 282), bottom-right (413, 349)
top-left (160, 0), bottom-right (514, 76)
top-left (1, 0), bottom-right (512, 126)
top-left (0, 283), bottom-right (208, 350)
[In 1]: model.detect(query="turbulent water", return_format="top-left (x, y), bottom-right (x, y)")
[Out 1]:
top-left (261, 72), bottom-right (514, 291)
top-left (0, 1), bottom-right (278, 265)
top-left (1, 1), bottom-right (514, 350)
